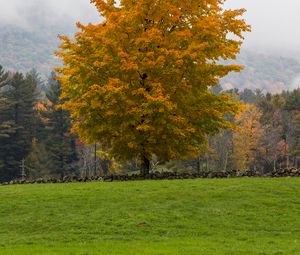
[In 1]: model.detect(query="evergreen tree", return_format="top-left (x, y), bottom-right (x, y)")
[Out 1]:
top-left (25, 139), bottom-right (52, 179)
top-left (0, 66), bottom-right (14, 170)
top-left (0, 66), bottom-right (14, 139)
top-left (0, 71), bottom-right (39, 181)
top-left (43, 73), bottom-right (78, 177)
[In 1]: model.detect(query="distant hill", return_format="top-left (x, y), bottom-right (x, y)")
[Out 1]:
top-left (0, 24), bottom-right (74, 77)
top-left (222, 50), bottom-right (300, 93)
top-left (0, 25), bottom-right (56, 75)
top-left (1, 25), bottom-right (300, 92)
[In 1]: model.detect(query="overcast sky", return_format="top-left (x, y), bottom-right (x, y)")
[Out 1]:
top-left (0, 0), bottom-right (100, 29)
top-left (0, 0), bottom-right (299, 52)
top-left (225, 0), bottom-right (300, 51)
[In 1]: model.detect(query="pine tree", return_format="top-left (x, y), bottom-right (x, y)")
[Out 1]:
top-left (25, 139), bottom-right (52, 179)
top-left (0, 66), bottom-right (14, 170)
top-left (0, 71), bottom-right (39, 181)
top-left (43, 73), bottom-right (78, 177)
top-left (0, 66), bottom-right (14, 139)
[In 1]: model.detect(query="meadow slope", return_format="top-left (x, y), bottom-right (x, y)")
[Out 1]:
top-left (0, 178), bottom-right (300, 255)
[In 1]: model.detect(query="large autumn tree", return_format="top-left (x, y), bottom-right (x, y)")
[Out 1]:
top-left (57, 0), bottom-right (250, 174)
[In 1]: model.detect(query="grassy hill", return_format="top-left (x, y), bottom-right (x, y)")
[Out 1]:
top-left (0, 178), bottom-right (300, 254)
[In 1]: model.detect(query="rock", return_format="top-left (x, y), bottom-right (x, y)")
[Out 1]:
top-left (291, 169), bottom-right (298, 174)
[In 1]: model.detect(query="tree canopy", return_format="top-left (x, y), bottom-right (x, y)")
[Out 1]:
top-left (57, 0), bottom-right (250, 172)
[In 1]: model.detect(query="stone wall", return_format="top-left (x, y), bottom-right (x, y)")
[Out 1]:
top-left (1, 168), bottom-right (300, 186)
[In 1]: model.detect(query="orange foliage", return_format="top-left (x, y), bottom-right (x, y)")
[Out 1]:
top-left (233, 105), bottom-right (263, 171)
top-left (56, 0), bottom-right (250, 163)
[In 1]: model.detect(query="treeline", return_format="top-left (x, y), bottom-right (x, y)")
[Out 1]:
top-left (204, 88), bottom-right (300, 173)
top-left (0, 65), bottom-right (77, 182)
top-left (2, 63), bottom-right (300, 182)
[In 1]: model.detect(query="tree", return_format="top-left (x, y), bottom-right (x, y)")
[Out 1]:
top-left (25, 139), bottom-right (52, 179)
top-left (42, 73), bottom-right (78, 177)
top-left (291, 114), bottom-right (300, 167)
top-left (57, 0), bottom-right (250, 174)
top-left (0, 71), bottom-right (39, 181)
top-left (207, 129), bottom-right (234, 172)
top-left (0, 66), bottom-right (14, 139)
top-left (0, 66), bottom-right (14, 170)
top-left (233, 104), bottom-right (263, 171)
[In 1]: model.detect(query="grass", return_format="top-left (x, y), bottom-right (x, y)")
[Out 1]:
top-left (0, 178), bottom-right (300, 254)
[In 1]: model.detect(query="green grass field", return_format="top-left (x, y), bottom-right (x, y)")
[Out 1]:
top-left (0, 178), bottom-right (300, 255)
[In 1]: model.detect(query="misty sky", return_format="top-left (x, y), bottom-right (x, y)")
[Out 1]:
top-left (0, 0), bottom-right (100, 29)
top-left (0, 0), bottom-right (299, 51)
top-left (225, 0), bottom-right (300, 51)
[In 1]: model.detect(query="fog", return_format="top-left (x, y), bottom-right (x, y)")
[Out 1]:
top-left (0, 0), bottom-right (299, 51)
top-left (225, 0), bottom-right (300, 53)
top-left (0, 0), bottom-right (100, 29)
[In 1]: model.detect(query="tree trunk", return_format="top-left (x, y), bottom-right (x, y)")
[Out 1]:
top-left (141, 155), bottom-right (150, 176)
top-left (197, 157), bottom-right (201, 174)
top-left (60, 153), bottom-right (64, 179)
top-left (223, 152), bottom-right (228, 172)
top-left (94, 143), bottom-right (97, 176)
top-left (206, 158), bottom-right (209, 172)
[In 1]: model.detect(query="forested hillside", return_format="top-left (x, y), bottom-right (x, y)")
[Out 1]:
top-left (222, 50), bottom-right (300, 93)
top-left (1, 26), bottom-right (300, 92)
top-left (0, 24), bottom-right (72, 76)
